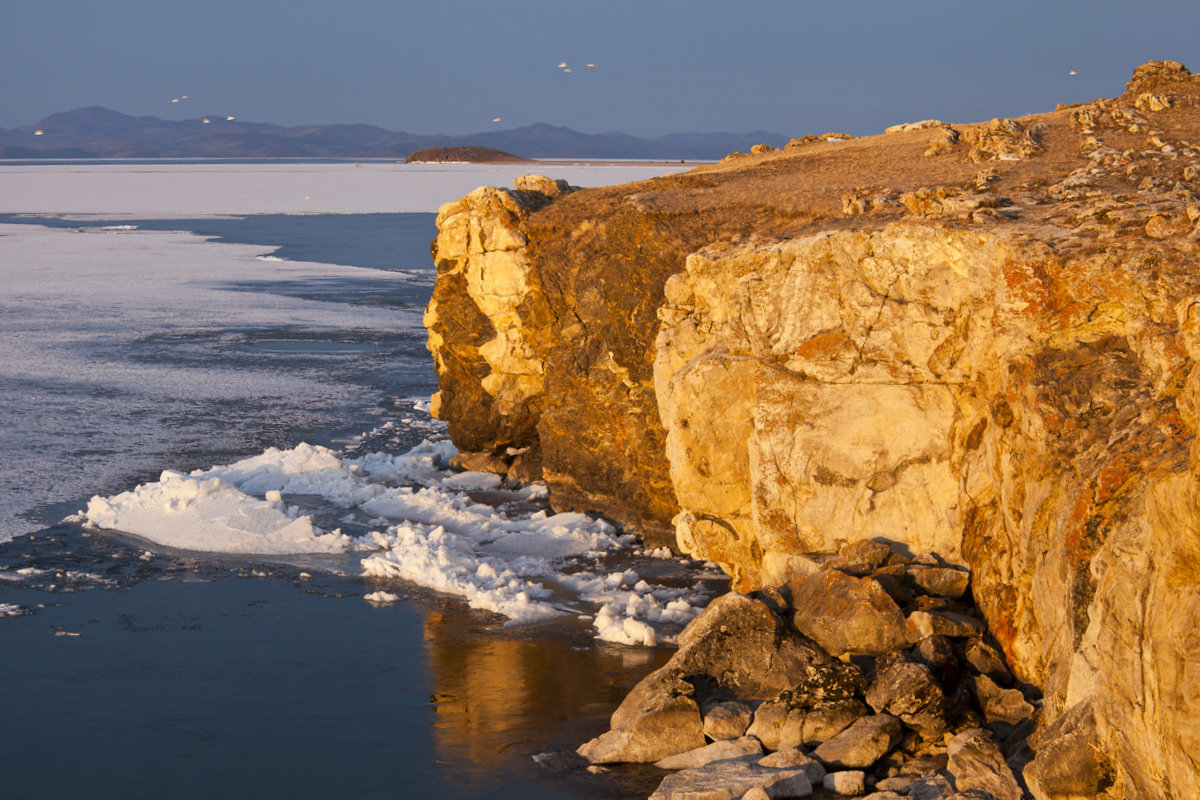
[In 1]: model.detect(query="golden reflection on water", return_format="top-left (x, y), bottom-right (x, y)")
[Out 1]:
top-left (422, 609), bottom-right (671, 773)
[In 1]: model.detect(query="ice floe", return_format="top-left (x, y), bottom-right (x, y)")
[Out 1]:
top-left (81, 436), bottom-right (719, 644)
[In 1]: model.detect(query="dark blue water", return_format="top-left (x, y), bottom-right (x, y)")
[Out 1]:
top-left (0, 213), bottom-right (671, 800)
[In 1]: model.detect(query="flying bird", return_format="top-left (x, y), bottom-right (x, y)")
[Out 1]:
top-left (226, 116), bottom-right (235, 121)
top-left (557, 61), bottom-right (568, 68)
top-left (563, 68), bottom-right (572, 73)
top-left (171, 98), bottom-right (180, 103)
top-left (587, 63), bottom-right (596, 68)
top-left (492, 116), bottom-right (502, 123)
top-left (1069, 70), bottom-right (1077, 76)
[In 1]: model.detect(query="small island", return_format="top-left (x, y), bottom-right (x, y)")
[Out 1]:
top-left (403, 145), bottom-right (535, 164)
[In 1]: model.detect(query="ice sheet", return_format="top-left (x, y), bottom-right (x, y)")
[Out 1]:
top-left (0, 221), bottom-right (429, 543)
top-left (0, 162), bottom-right (690, 216)
top-left (82, 437), bottom-right (715, 643)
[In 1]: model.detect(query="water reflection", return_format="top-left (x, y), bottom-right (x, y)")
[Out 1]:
top-left (423, 609), bottom-right (669, 774)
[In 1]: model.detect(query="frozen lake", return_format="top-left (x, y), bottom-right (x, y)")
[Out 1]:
top-left (0, 161), bottom-right (724, 799)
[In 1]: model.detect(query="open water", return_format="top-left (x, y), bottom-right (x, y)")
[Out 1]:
top-left (0, 163), bottom-right (702, 799)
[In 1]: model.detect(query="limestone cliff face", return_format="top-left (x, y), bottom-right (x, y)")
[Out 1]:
top-left (425, 61), bottom-right (1200, 798)
top-left (655, 221), bottom-right (1200, 798)
top-left (424, 177), bottom-right (567, 478)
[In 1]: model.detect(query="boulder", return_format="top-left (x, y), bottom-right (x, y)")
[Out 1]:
top-left (745, 698), bottom-right (789, 751)
top-left (962, 639), bottom-right (1011, 684)
top-left (971, 675), bottom-right (1035, 727)
top-left (828, 540), bottom-right (894, 575)
top-left (874, 775), bottom-right (914, 792)
top-left (799, 699), bottom-right (870, 748)
top-left (649, 759), bottom-right (812, 800)
top-left (907, 564), bottom-right (970, 598)
top-left (1023, 700), bottom-right (1115, 799)
top-left (822, 770), bottom-right (867, 796)
top-left (790, 569), bottom-right (908, 656)
top-left (911, 635), bottom-right (960, 686)
top-left (906, 610), bottom-right (986, 641)
top-left (788, 661), bottom-right (868, 707)
top-left (704, 701), bottom-right (754, 740)
top-left (670, 592), bottom-right (836, 700)
top-left (865, 659), bottom-right (949, 739)
top-left (947, 728), bottom-right (1023, 800)
top-left (812, 714), bottom-right (902, 769)
top-left (577, 679), bottom-right (705, 763)
top-left (758, 748), bottom-right (826, 784)
top-left (584, 593), bottom-right (834, 763)
top-left (656, 736), bottom-right (763, 770)
top-left (907, 775), bottom-right (956, 800)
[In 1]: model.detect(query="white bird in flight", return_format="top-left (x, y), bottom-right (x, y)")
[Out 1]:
top-left (492, 116), bottom-right (502, 123)
top-left (1069, 70), bottom-right (1077, 76)
top-left (557, 61), bottom-right (568, 68)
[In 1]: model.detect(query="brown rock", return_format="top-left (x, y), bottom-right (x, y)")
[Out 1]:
top-left (704, 701), bottom-right (754, 740)
top-left (962, 118), bottom-right (1044, 162)
top-left (822, 770), bottom-right (866, 796)
top-left (1125, 59), bottom-right (1192, 93)
top-left (828, 539), bottom-right (894, 575)
top-left (759, 748), bottom-right (826, 784)
top-left (946, 728), bottom-right (1023, 800)
top-left (512, 174), bottom-right (575, 197)
top-left (789, 661), bottom-right (868, 707)
top-left (588, 592), bottom-right (840, 763)
top-left (865, 660), bottom-right (949, 739)
top-left (655, 736), bottom-right (763, 770)
top-left (1024, 701), bottom-right (1115, 799)
top-left (907, 775), bottom-right (956, 800)
top-left (800, 699), bottom-right (871, 748)
top-left (649, 759), bottom-right (812, 800)
top-left (790, 569), bottom-right (909, 656)
top-left (963, 639), bottom-right (1011, 684)
top-left (670, 592), bottom-right (837, 700)
top-left (911, 635), bottom-right (959, 686)
top-left (812, 714), bottom-right (903, 769)
top-left (971, 675), bottom-right (1034, 727)
top-left (448, 449), bottom-right (510, 474)
top-left (577, 684), bottom-right (705, 763)
top-left (746, 698), bottom-right (789, 751)
top-left (907, 564), bottom-right (970, 598)
top-left (906, 610), bottom-right (985, 641)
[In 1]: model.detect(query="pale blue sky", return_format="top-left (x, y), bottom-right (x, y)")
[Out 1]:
top-left (3, 0), bottom-right (1198, 136)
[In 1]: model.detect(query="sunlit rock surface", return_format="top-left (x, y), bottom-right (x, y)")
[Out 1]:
top-left (426, 62), bottom-right (1200, 798)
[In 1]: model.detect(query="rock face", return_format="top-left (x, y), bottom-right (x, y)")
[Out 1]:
top-left (427, 63), bottom-right (1200, 797)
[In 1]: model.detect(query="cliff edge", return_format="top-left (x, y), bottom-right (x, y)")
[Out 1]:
top-left (425, 61), bottom-right (1200, 798)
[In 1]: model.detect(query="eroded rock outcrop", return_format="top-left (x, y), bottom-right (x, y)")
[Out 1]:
top-left (578, 549), bottom-right (1034, 798)
top-left (426, 62), bottom-right (1200, 798)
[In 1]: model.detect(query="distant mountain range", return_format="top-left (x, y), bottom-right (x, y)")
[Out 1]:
top-left (0, 107), bottom-right (789, 160)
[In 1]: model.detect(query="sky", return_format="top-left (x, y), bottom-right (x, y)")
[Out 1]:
top-left (3, 0), bottom-right (1199, 137)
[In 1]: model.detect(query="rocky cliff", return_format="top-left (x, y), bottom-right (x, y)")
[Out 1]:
top-left (425, 61), bottom-right (1200, 798)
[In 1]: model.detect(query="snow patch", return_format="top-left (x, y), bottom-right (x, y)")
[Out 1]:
top-left (82, 435), bottom-right (716, 644)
